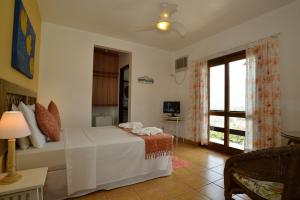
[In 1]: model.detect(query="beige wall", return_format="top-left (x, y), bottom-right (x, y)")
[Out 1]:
top-left (170, 1), bottom-right (300, 139)
top-left (0, 0), bottom-right (41, 92)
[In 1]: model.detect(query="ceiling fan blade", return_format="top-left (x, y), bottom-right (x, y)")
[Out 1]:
top-left (172, 21), bottom-right (186, 37)
top-left (135, 24), bottom-right (157, 32)
top-left (160, 2), bottom-right (177, 16)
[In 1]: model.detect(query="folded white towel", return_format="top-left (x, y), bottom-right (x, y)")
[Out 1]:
top-left (132, 127), bottom-right (163, 136)
top-left (118, 122), bottom-right (143, 129)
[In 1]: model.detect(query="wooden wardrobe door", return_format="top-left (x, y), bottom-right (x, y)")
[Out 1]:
top-left (92, 49), bottom-right (119, 106)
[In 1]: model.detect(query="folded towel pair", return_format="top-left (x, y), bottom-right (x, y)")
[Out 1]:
top-left (118, 122), bottom-right (143, 129)
top-left (132, 127), bottom-right (163, 136)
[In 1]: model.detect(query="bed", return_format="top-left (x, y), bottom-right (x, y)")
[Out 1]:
top-left (16, 126), bottom-right (172, 199)
top-left (0, 79), bottom-right (172, 199)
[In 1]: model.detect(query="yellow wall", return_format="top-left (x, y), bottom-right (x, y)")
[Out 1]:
top-left (0, 0), bottom-right (41, 92)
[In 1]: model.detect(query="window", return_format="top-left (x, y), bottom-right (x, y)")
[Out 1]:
top-left (208, 51), bottom-right (246, 153)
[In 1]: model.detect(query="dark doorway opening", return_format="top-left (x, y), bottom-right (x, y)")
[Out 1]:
top-left (119, 65), bottom-right (129, 123)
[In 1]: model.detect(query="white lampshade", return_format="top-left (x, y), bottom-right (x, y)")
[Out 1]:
top-left (0, 111), bottom-right (30, 139)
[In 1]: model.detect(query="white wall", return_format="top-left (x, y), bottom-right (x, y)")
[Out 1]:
top-left (170, 1), bottom-right (300, 140)
top-left (39, 1), bottom-right (300, 134)
top-left (119, 52), bottom-right (130, 70)
top-left (39, 22), bottom-right (172, 128)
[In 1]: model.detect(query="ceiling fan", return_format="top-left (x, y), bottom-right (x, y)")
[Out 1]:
top-left (136, 2), bottom-right (186, 37)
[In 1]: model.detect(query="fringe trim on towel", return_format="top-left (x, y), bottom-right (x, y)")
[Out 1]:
top-left (119, 127), bottom-right (173, 160)
top-left (145, 151), bottom-right (173, 160)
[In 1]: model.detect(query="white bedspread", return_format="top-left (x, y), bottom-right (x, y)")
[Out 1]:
top-left (64, 128), bottom-right (96, 195)
top-left (64, 126), bottom-right (172, 196)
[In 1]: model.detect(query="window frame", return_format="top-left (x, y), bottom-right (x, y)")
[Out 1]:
top-left (208, 50), bottom-right (246, 154)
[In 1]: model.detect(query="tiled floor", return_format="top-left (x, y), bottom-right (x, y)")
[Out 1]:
top-left (74, 142), bottom-right (251, 200)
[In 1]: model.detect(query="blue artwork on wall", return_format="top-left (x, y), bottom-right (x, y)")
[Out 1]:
top-left (12, 0), bottom-right (36, 79)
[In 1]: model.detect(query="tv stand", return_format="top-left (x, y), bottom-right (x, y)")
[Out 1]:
top-left (162, 116), bottom-right (183, 144)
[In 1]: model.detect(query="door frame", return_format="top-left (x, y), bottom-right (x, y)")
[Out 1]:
top-left (119, 65), bottom-right (129, 123)
top-left (207, 50), bottom-right (246, 154)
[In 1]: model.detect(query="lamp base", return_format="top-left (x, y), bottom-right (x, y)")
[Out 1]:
top-left (0, 173), bottom-right (22, 185)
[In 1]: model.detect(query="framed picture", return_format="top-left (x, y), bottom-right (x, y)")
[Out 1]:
top-left (11, 0), bottom-right (36, 79)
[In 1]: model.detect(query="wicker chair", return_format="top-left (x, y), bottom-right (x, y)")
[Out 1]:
top-left (224, 145), bottom-right (300, 200)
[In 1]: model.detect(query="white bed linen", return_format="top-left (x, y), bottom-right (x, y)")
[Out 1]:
top-left (16, 138), bottom-right (65, 171)
top-left (65, 126), bottom-right (172, 196)
top-left (64, 128), bottom-right (96, 195)
top-left (84, 127), bottom-right (172, 187)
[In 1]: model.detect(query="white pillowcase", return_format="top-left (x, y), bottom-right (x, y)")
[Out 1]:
top-left (29, 104), bottom-right (35, 111)
top-left (18, 102), bottom-right (46, 148)
top-left (11, 104), bottom-right (31, 150)
top-left (11, 104), bottom-right (19, 111)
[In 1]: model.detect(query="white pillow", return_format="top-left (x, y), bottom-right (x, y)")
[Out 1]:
top-left (29, 104), bottom-right (35, 111)
top-left (11, 104), bottom-right (31, 150)
top-left (18, 102), bottom-right (46, 148)
top-left (11, 104), bottom-right (19, 111)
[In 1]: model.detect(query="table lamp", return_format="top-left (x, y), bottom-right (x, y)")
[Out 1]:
top-left (0, 111), bottom-right (30, 185)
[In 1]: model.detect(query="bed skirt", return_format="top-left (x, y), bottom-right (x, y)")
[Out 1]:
top-left (44, 167), bottom-right (172, 200)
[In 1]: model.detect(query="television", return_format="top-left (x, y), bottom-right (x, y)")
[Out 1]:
top-left (163, 101), bottom-right (180, 116)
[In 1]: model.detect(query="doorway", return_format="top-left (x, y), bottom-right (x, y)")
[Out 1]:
top-left (119, 65), bottom-right (129, 123)
top-left (208, 51), bottom-right (246, 154)
top-left (92, 47), bottom-right (130, 126)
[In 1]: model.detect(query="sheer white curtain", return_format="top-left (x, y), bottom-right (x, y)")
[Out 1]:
top-left (245, 36), bottom-right (281, 151)
top-left (189, 59), bottom-right (208, 144)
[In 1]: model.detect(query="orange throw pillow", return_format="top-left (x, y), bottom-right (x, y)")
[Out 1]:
top-left (48, 100), bottom-right (61, 129)
top-left (35, 103), bottom-right (60, 141)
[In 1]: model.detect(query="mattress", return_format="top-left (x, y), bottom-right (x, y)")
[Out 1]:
top-left (16, 138), bottom-right (65, 171)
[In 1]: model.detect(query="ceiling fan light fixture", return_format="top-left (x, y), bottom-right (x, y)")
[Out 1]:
top-left (160, 12), bottom-right (169, 19)
top-left (156, 20), bottom-right (171, 31)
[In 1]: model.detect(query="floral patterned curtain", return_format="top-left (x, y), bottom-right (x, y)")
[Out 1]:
top-left (245, 36), bottom-right (281, 151)
top-left (190, 59), bottom-right (208, 144)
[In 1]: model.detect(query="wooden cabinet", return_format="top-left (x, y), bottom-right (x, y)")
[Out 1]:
top-left (92, 49), bottom-right (119, 106)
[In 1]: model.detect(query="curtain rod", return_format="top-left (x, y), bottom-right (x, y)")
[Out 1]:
top-left (206, 33), bottom-right (281, 61)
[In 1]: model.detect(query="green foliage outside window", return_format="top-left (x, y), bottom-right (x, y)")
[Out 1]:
top-left (210, 131), bottom-right (244, 145)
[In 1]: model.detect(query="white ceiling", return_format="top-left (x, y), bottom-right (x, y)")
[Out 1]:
top-left (37, 0), bottom-right (295, 51)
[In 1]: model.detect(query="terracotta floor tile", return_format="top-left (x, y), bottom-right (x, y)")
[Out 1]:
top-left (210, 165), bottom-right (224, 175)
top-left (105, 187), bottom-right (140, 200)
top-left (135, 187), bottom-right (168, 200)
top-left (173, 190), bottom-right (211, 200)
top-left (194, 160), bottom-right (222, 169)
top-left (160, 180), bottom-right (193, 198)
top-left (194, 169), bottom-right (224, 182)
top-left (178, 175), bottom-right (210, 189)
top-left (207, 154), bottom-right (227, 165)
top-left (198, 183), bottom-right (225, 200)
top-left (185, 163), bottom-right (207, 173)
top-left (130, 178), bottom-right (163, 191)
top-left (213, 179), bottom-right (224, 188)
top-left (75, 191), bottom-right (108, 200)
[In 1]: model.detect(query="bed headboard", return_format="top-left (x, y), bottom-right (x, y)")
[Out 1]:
top-left (0, 79), bottom-right (37, 172)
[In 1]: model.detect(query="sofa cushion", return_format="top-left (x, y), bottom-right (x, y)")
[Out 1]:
top-left (233, 173), bottom-right (284, 200)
